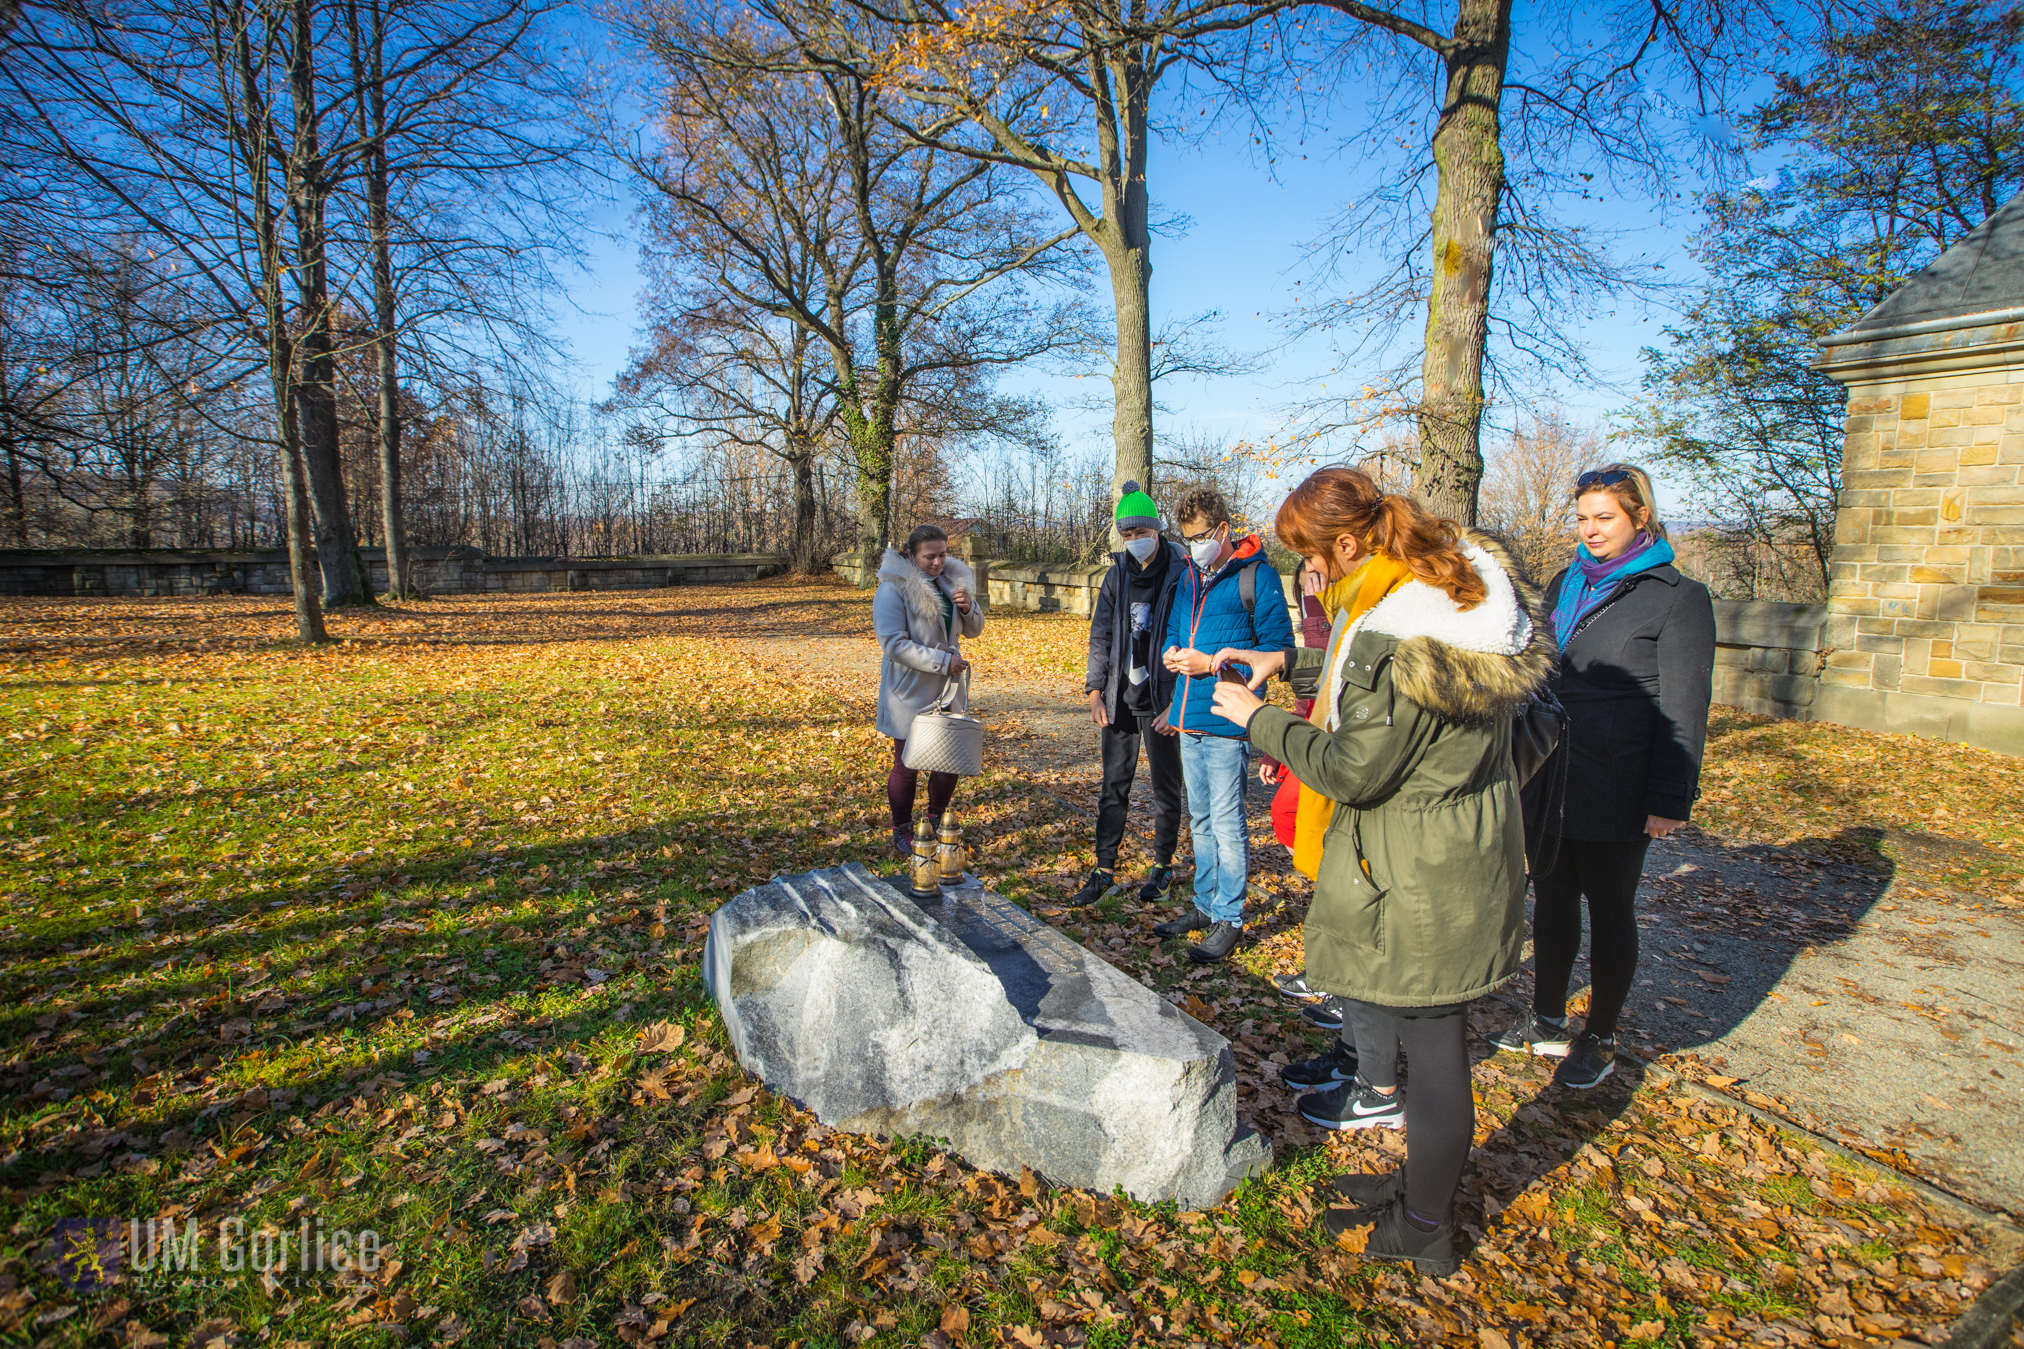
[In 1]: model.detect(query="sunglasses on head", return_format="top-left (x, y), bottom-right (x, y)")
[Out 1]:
top-left (1576, 469), bottom-right (1634, 490)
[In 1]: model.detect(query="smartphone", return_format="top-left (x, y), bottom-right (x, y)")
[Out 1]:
top-left (1217, 664), bottom-right (1250, 684)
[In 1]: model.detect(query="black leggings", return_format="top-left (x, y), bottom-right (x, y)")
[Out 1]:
top-left (1341, 999), bottom-right (1473, 1221)
top-left (888, 740), bottom-right (957, 830)
top-left (1530, 834), bottom-right (1651, 1039)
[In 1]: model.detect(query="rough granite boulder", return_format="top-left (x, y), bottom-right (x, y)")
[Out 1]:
top-left (704, 863), bottom-right (1270, 1209)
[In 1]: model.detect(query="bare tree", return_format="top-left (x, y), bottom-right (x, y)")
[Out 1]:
top-left (1477, 405), bottom-right (1600, 584)
top-left (334, 0), bottom-right (587, 598)
top-left (615, 1), bottom-right (1084, 575)
top-left (613, 304), bottom-right (842, 573)
top-left (1287, 0), bottom-right (1766, 521)
top-left (755, 0), bottom-right (1290, 529)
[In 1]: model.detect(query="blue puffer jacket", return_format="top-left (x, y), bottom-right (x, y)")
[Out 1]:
top-left (1162, 536), bottom-right (1294, 737)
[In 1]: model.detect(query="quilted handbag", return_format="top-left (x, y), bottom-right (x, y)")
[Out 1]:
top-left (902, 671), bottom-right (984, 776)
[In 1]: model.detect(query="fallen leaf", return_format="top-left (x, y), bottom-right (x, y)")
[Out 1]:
top-left (545, 1271), bottom-right (577, 1306)
top-left (636, 1020), bottom-right (685, 1053)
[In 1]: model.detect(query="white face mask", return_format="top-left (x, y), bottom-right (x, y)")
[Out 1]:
top-left (1125, 536), bottom-right (1159, 563)
top-left (1188, 533), bottom-right (1223, 570)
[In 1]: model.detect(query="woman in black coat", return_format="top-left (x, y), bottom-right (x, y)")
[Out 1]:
top-left (1497, 464), bottom-right (1716, 1090)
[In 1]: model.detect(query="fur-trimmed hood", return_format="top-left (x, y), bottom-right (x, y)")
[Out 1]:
top-left (1336, 531), bottom-right (1554, 726)
top-left (877, 547), bottom-right (974, 637)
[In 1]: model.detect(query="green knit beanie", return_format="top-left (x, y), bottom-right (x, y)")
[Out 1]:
top-left (1114, 480), bottom-right (1160, 533)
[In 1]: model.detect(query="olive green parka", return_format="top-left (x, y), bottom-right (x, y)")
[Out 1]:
top-left (1247, 535), bottom-right (1554, 1008)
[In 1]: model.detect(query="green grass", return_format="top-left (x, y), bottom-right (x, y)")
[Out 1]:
top-left (0, 587), bottom-right (1998, 1348)
top-left (0, 617), bottom-right (1407, 1347)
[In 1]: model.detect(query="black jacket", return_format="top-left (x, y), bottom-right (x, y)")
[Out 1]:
top-left (1085, 542), bottom-right (1186, 722)
top-left (1524, 561), bottom-right (1717, 843)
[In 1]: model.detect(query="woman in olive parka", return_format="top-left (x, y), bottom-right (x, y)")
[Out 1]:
top-left (1209, 466), bottom-right (1552, 1277)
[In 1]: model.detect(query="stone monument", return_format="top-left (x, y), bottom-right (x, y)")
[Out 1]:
top-left (703, 863), bottom-right (1271, 1210)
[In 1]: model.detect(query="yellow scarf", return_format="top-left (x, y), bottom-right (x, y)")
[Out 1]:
top-left (1291, 554), bottom-right (1413, 879)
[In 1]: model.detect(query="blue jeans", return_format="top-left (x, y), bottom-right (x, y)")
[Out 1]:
top-left (1179, 732), bottom-right (1249, 925)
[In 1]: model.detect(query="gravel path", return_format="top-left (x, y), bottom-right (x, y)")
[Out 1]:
top-left (1538, 828), bottom-right (2024, 1219)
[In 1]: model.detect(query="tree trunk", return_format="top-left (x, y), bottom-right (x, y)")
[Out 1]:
top-left (4, 440), bottom-right (27, 545)
top-left (788, 447), bottom-right (817, 573)
top-left (230, 0), bottom-right (325, 640)
top-left (1097, 44), bottom-right (1154, 542)
top-left (1414, 0), bottom-right (1510, 527)
top-left (1106, 240), bottom-right (1153, 522)
top-left (355, 0), bottom-right (408, 599)
top-left (849, 412), bottom-right (891, 585)
top-left (289, 0), bottom-right (373, 607)
top-left (278, 394), bottom-right (329, 641)
top-left (368, 139), bottom-right (407, 598)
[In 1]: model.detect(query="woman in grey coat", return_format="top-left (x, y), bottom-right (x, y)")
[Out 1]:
top-left (874, 525), bottom-right (986, 857)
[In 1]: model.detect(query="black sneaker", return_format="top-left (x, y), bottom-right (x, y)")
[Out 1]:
top-left (1137, 865), bottom-right (1175, 903)
top-left (1298, 1079), bottom-right (1405, 1132)
top-left (1301, 996), bottom-right (1345, 1032)
top-left (1067, 868), bottom-right (1115, 908)
top-left (1153, 909), bottom-right (1210, 938)
top-left (1186, 921), bottom-right (1243, 964)
top-left (1279, 1041), bottom-right (1359, 1090)
top-left (1553, 1031), bottom-right (1616, 1089)
top-left (1330, 1167), bottom-right (1403, 1215)
top-left (1274, 970), bottom-right (1325, 1002)
top-left (1331, 1195), bottom-right (1457, 1277)
top-left (892, 826), bottom-right (913, 860)
top-left (1488, 1010), bottom-right (1572, 1058)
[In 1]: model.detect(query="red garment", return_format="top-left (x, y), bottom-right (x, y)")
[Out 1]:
top-left (1258, 588), bottom-right (1326, 779)
top-left (1271, 773), bottom-right (1300, 850)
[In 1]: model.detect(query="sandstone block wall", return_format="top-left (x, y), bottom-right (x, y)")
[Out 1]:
top-left (1821, 380), bottom-right (2024, 751)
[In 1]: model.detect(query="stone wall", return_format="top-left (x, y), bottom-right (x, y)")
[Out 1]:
top-left (839, 549), bottom-right (1844, 724)
top-left (1710, 600), bottom-right (1829, 720)
top-left (832, 551), bottom-right (1304, 625)
top-left (0, 546), bottom-right (787, 597)
top-left (1814, 327), bottom-right (2024, 754)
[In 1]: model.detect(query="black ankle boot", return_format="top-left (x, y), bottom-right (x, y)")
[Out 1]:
top-left (1358, 1196), bottom-right (1458, 1277)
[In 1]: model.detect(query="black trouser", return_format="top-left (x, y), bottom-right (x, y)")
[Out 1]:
top-left (1529, 834), bottom-right (1651, 1040)
top-left (1341, 999), bottom-right (1473, 1220)
top-left (1340, 999), bottom-right (1403, 1090)
top-left (1093, 706), bottom-right (1182, 872)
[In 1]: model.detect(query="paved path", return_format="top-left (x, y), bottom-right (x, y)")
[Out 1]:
top-left (721, 605), bottom-right (2024, 1220)
top-left (1565, 832), bottom-right (2024, 1219)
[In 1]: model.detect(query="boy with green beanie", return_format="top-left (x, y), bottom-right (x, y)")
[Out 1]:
top-left (1071, 481), bottom-right (1186, 908)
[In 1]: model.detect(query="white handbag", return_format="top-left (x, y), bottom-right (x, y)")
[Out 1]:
top-left (902, 670), bottom-right (984, 776)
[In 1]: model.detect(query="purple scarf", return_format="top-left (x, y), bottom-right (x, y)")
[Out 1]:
top-left (1552, 534), bottom-right (1674, 649)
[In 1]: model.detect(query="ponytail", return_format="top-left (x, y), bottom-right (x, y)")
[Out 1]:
top-left (1274, 467), bottom-right (1487, 609)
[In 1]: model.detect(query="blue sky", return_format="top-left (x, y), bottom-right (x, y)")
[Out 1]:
top-left (550, 15), bottom-right (1774, 513)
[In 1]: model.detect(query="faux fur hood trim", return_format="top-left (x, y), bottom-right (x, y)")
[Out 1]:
top-left (1364, 533), bottom-right (1555, 726)
top-left (877, 547), bottom-right (974, 636)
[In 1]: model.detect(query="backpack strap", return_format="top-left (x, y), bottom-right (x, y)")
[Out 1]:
top-left (1239, 564), bottom-right (1256, 622)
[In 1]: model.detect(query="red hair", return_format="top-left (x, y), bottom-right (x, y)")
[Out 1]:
top-left (1274, 466), bottom-right (1486, 609)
